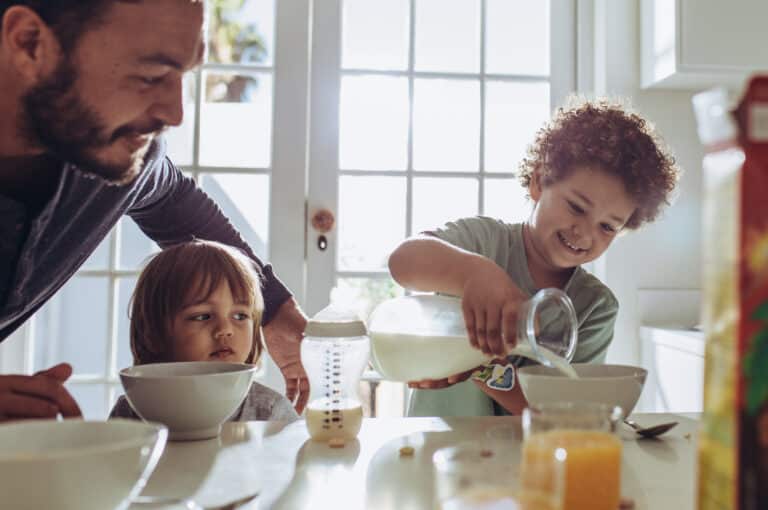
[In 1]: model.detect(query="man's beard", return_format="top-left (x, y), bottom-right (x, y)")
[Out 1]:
top-left (19, 58), bottom-right (163, 186)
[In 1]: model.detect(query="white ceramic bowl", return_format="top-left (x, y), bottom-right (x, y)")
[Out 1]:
top-left (517, 363), bottom-right (648, 417)
top-left (0, 419), bottom-right (166, 510)
top-left (119, 361), bottom-right (256, 440)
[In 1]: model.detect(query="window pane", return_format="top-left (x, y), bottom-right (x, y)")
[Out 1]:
top-left (164, 74), bottom-right (197, 167)
top-left (338, 176), bottom-right (406, 271)
top-left (335, 277), bottom-right (404, 321)
top-left (200, 174), bottom-right (270, 261)
top-left (119, 218), bottom-right (159, 271)
top-left (116, 276), bottom-right (138, 372)
top-left (66, 384), bottom-right (108, 420)
top-left (414, 79), bottom-right (480, 172)
top-left (342, 0), bottom-right (409, 71)
top-left (485, 81), bottom-right (550, 173)
top-left (486, 0), bottom-right (550, 76)
top-left (412, 178), bottom-right (479, 234)
top-left (340, 75), bottom-right (409, 170)
top-left (207, 0), bottom-right (275, 65)
top-left (33, 277), bottom-right (109, 376)
top-left (80, 232), bottom-right (110, 271)
top-left (200, 72), bottom-right (273, 168)
top-left (484, 178), bottom-right (531, 224)
top-left (415, 0), bottom-right (480, 73)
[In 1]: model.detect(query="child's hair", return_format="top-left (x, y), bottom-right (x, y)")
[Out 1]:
top-left (129, 240), bottom-right (264, 365)
top-left (518, 96), bottom-right (680, 230)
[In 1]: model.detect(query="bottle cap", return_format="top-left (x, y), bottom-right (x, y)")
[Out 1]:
top-left (304, 296), bottom-right (368, 338)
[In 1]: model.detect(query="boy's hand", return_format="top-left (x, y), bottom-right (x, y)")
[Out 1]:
top-left (462, 258), bottom-right (527, 357)
top-left (407, 368), bottom-right (475, 389)
top-left (0, 363), bottom-right (82, 421)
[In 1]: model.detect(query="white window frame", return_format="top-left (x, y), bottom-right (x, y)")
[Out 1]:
top-left (304, 0), bottom-right (577, 314)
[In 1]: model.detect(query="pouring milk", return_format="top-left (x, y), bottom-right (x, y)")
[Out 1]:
top-left (368, 288), bottom-right (579, 381)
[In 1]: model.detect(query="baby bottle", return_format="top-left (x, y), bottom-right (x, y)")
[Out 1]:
top-left (301, 304), bottom-right (370, 442)
top-left (368, 288), bottom-right (578, 382)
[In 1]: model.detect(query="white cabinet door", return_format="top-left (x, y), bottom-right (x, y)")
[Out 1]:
top-left (640, 327), bottom-right (704, 413)
top-left (641, 0), bottom-right (768, 89)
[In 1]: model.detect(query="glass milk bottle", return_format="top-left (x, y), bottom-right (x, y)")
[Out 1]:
top-left (301, 307), bottom-right (370, 442)
top-left (368, 288), bottom-right (578, 382)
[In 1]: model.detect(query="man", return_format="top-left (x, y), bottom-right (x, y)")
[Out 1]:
top-left (0, 0), bottom-right (309, 420)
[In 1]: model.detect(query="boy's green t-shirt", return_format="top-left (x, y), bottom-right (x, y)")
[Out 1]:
top-left (407, 216), bottom-right (619, 417)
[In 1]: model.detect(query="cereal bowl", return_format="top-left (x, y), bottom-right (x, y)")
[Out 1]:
top-left (0, 419), bottom-right (166, 510)
top-left (517, 363), bottom-right (647, 417)
top-left (119, 361), bottom-right (256, 440)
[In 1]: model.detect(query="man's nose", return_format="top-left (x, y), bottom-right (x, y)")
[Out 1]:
top-left (148, 75), bottom-right (184, 127)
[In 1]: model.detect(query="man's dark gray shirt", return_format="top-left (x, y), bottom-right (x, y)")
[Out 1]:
top-left (0, 138), bottom-right (292, 341)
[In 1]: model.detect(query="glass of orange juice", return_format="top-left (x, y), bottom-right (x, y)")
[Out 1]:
top-left (520, 402), bottom-right (623, 510)
top-left (432, 440), bottom-right (564, 510)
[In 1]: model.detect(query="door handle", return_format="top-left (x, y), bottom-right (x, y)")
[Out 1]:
top-left (310, 209), bottom-right (334, 252)
top-left (310, 209), bottom-right (335, 233)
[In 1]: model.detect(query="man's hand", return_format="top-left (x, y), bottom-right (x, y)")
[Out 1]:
top-left (0, 363), bottom-right (82, 421)
top-left (461, 258), bottom-right (527, 357)
top-left (262, 298), bottom-right (310, 414)
top-left (407, 368), bottom-right (475, 390)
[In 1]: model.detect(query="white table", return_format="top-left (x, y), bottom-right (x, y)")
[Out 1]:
top-left (130, 413), bottom-right (699, 510)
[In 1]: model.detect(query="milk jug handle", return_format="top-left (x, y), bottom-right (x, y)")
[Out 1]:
top-left (513, 288), bottom-right (578, 364)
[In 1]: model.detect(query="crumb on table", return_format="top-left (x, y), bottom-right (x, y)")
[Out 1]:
top-left (399, 446), bottom-right (415, 457)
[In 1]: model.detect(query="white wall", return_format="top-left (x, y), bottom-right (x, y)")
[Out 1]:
top-left (588, 1), bottom-right (704, 365)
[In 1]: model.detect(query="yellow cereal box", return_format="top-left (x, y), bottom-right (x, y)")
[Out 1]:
top-left (694, 77), bottom-right (768, 509)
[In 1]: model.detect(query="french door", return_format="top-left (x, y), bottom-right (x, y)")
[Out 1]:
top-left (303, 0), bottom-right (575, 316)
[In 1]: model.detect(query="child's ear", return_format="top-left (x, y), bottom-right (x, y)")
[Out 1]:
top-left (529, 167), bottom-right (544, 201)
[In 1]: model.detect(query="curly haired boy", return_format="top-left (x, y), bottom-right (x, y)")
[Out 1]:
top-left (388, 97), bottom-right (681, 417)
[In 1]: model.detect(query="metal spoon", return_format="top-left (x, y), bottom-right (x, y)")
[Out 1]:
top-left (624, 419), bottom-right (678, 438)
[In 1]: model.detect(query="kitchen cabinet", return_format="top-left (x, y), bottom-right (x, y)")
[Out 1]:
top-left (641, 0), bottom-right (768, 89)
top-left (640, 326), bottom-right (704, 413)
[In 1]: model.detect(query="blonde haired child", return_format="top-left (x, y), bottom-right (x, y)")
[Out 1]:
top-left (110, 240), bottom-right (298, 422)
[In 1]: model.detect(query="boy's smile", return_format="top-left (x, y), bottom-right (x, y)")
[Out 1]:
top-left (525, 165), bottom-right (637, 282)
top-left (557, 231), bottom-right (588, 254)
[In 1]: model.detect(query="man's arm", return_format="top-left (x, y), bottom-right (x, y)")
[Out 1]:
top-left (0, 363), bottom-right (82, 421)
top-left (128, 157), bottom-right (291, 323)
top-left (262, 298), bottom-right (309, 413)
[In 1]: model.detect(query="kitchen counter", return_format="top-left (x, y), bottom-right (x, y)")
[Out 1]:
top-left (131, 413), bottom-right (699, 509)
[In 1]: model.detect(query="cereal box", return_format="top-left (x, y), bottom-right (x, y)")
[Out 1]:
top-left (694, 77), bottom-right (768, 510)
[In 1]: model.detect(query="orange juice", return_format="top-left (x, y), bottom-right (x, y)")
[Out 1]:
top-left (520, 430), bottom-right (621, 510)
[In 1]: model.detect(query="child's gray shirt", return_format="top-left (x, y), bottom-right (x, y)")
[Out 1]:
top-left (408, 216), bottom-right (619, 417)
